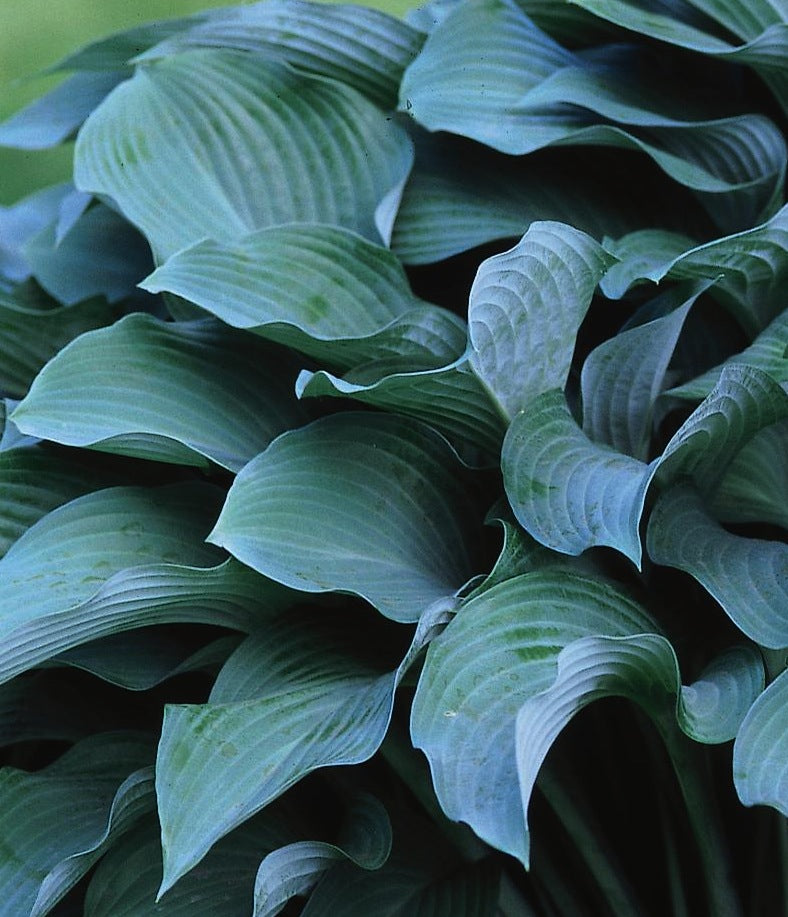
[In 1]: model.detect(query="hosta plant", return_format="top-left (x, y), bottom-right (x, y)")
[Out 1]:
top-left (0, 0), bottom-right (786, 914)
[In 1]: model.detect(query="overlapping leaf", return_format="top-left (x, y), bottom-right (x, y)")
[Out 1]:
top-left (85, 808), bottom-right (299, 917)
top-left (140, 224), bottom-right (466, 372)
top-left (0, 446), bottom-right (121, 557)
top-left (0, 732), bottom-right (155, 917)
top-left (502, 390), bottom-right (654, 565)
top-left (646, 483), bottom-right (788, 648)
top-left (399, 0), bottom-right (786, 230)
top-left (411, 570), bottom-right (661, 866)
top-left (24, 202), bottom-right (152, 306)
top-left (0, 291), bottom-right (115, 399)
top-left (74, 49), bottom-right (414, 259)
top-left (12, 314), bottom-right (308, 471)
top-left (668, 307), bottom-right (788, 400)
top-left (208, 412), bottom-right (478, 623)
top-left (733, 667), bottom-right (788, 815)
top-left (602, 205), bottom-right (788, 334)
top-left (0, 71), bottom-right (125, 150)
top-left (296, 358), bottom-right (506, 460)
top-left (0, 483), bottom-right (290, 682)
top-left (468, 221), bottom-right (612, 420)
top-left (132, 0), bottom-right (426, 110)
top-left (709, 418), bottom-right (788, 530)
top-left (581, 284), bottom-right (704, 458)
top-left (156, 599), bottom-right (452, 891)
top-left (565, 0), bottom-right (788, 114)
top-left (253, 794), bottom-right (391, 917)
top-left (0, 184), bottom-right (75, 284)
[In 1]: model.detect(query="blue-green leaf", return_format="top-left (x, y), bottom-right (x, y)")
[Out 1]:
top-left (647, 483), bottom-right (788, 648)
top-left (209, 412), bottom-right (478, 623)
top-left (734, 667), bottom-right (788, 815)
top-left (75, 50), bottom-right (414, 259)
top-left (468, 222), bottom-right (612, 420)
top-left (13, 314), bottom-right (308, 472)
top-left (0, 732), bottom-right (155, 917)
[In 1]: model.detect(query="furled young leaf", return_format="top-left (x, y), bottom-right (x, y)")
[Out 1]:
top-left (502, 389), bottom-right (654, 566)
top-left (132, 0), bottom-right (426, 110)
top-left (667, 307), bottom-right (788, 400)
top-left (602, 204), bottom-right (788, 335)
top-left (0, 483), bottom-right (290, 682)
top-left (468, 221), bottom-right (612, 420)
top-left (12, 314), bottom-right (308, 471)
top-left (646, 483), bottom-right (788, 648)
top-left (209, 412), bottom-right (478, 622)
top-left (74, 50), bottom-right (414, 259)
top-left (253, 794), bottom-right (391, 917)
top-left (140, 223), bottom-right (465, 372)
top-left (733, 666), bottom-right (788, 815)
top-left (411, 570), bottom-right (660, 867)
top-left (85, 809), bottom-right (298, 917)
top-left (25, 203), bottom-right (152, 306)
top-left (679, 646), bottom-right (766, 744)
top-left (0, 71), bottom-right (125, 150)
top-left (0, 292), bottom-right (116, 399)
top-left (0, 732), bottom-right (155, 917)
top-left (399, 0), bottom-right (785, 229)
top-left (296, 358), bottom-right (506, 460)
top-left (709, 418), bottom-right (788, 530)
top-left (156, 599), bottom-right (451, 892)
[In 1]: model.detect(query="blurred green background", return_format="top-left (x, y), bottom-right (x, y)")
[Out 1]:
top-left (0, 0), bottom-right (417, 204)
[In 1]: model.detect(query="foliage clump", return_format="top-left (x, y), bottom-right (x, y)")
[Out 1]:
top-left (0, 0), bottom-right (786, 914)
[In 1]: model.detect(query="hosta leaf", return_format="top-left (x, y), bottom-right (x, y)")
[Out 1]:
top-left (600, 228), bottom-right (697, 299)
top-left (667, 307), bottom-right (788, 400)
top-left (733, 666), bottom-right (788, 815)
top-left (678, 646), bottom-right (765, 744)
top-left (390, 139), bottom-right (703, 265)
top-left (302, 851), bottom-right (500, 917)
top-left (709, 418), bottom-right (788, 530)
top-left (85, 809), bottom-right (298, 917)
top-left (399, 0), bottom-right (785, 228)
top-left (502, 389), bottom-right (654, 566)
top-left (656, 364), bottom-right (788, 495)
top-left (0, 446), bottom-right (121, 558)
top-left (253, 794), bottom-right (391, 917)
top-left (0, 483), bottom-right (290, 682)
top-left (0, 184), bottom-right (74, 283)
top-left (209, 412), bottom-right (478, 623)
top-left (468, 221), bottom-right (612, 420)
top-left (296, 358), bottom-right (506, 460)
top-left (52, 630), bottom-right (241, 691)
top-left (566, 0), bottom-right (788, 113)
top-left (0, 669), bottom-right (115, 746)
top-left (581, 284), bottom-right (704, 459)
top-left (411, 570), bottom-right (658, 866)
top-left (140, 224), bottom-right (465, 371)
top-left (646, 483), bottom-right (788, 648)
top-left (602, 205), bottom-right (788, 335)
top-left (133, 0), bottom-right (426, 110)
top-left (0, 71), bottom-right (125, 150)
top-left (0, 292), bottom-right (115, 399)
top-left (12, 314), bottom-right (308, 472)
top-left (74, 50), bottom-right (414, 259)
top-left (156, 599), bottom-right (451, 891)
top-left (25, 203), bottom-right (153, 306)
top-left (0, 732), bottom-right (155, 917)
